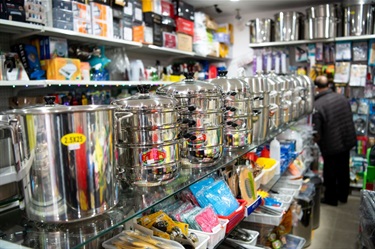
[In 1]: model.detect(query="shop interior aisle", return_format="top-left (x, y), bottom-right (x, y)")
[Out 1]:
top-left (309, 190), bottom-right (361, 249)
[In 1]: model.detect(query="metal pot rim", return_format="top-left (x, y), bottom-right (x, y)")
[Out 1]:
top-left (8, 105), bottom-right (117, 115)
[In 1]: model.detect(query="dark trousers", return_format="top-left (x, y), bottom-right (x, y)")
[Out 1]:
top-left (322, 150), bottom-right (350, 205)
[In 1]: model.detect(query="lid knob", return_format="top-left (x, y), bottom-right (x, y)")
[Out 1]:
top-left (44, 96), bottom-right (56, 105)
top-left (137, 85), bottom-right (151, 94)
top-left (218, 70), bottom-right (228, 77)
top-left (184, 72), bottom-right (195, 81)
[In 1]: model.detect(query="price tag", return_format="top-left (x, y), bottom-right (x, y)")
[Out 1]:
top-left (61, 133), bottom-right (86, 151)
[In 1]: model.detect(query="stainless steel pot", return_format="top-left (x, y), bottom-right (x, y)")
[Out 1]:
top-left (343, 1), bottom-right (374, 36)
top-left (247, 18), bottom-right (274, 43)
top-left (298, 75), bottom-right (315, 115)
top-left (209, 71), bottom-right (253, 150)
top-left (306, 4), bottom-right (337, 18)
top-left (252, 106), bottom-right (269, 143)
top-left (288, 76), bottom-right (305, 120)
top-left (157, 73), bottom-right (224, 167)
top-left (10, 97), bottom-right (118, 223)
top-left (305, 17), bottom-right (337, 39)
top-left (112, 85), bottom-right (181, 186)
top-left (275, 11), bottom-right (303, 41)
top-left (277, 76), bottom-right (293, 124)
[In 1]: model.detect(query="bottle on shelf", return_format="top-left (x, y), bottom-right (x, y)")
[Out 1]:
top-left (270, 137), bottom-right (281, 175)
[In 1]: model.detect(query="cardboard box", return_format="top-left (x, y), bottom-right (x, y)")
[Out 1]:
top-left (112, 5), bottom-right (124, 18)
top-left (161, 16), bottom-right (175, 33)
top-left (163, 32), bottom-right (177, 49)
top-left (43, 58), bottom-right (81, 80)
top-left (123, 16), bottom-right (133, 40)
top-left (177, 33), bottom-right (192, 52)
top-left (143, 12), bottom-right (162, 46)
top-left (72, 2), bottom-right (92, 34)
top-left (142, 0), bottom-right (161, 15)
top-left (133, 0), bottom-right (143, 23)
top-left (90, 0), bottom-right (111, 6)
top-left (161, 0), bottom-right (173, 17)
top-left (73, 19), bottom-right (92, 34)
top-left (90, 2), bottom-right (112, 22)
top-left (205, 15), bottom-right (218, 30)
top-left (92, 19), bottom-right (113, 37)
top-left (133, 25), bottom-right (144, 42)
top-left (173, 0), bottom-right (194, 21)
top-left (53, 9), bottom-right (74, 22)
top-left (123, 0), bottom-right (133, 17)
top-left (40, 37), bottom-right (69, 60)
top-left (113, 18), bottom-right (122, 39)
top-left (53, 20), bottom-right (74, 30)
top-left (175, 17), bottom-right (193, 36)
top-left (113, 0), bottom-right (126, 7)
top-left (25, 0), bottom-right (47, 25)
top-left (143, 12), bottom-right (161, 25)
top-left (52, 0), bottom-right (73, 10)
top-left (217, 23), bottom-right (234, 44)
top-left (0, 2), bottom-right (26, 22)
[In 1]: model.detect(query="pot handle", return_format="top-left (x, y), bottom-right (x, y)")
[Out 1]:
top-left (115, 112), bottom-right (133, 144)
top-left (44, 96), bottom-right (56, 105)
top-left (8, 119), bottom-right (22, 171)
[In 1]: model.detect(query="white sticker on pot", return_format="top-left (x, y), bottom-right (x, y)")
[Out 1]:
top-left (68, 143), bottom-right (80, 150)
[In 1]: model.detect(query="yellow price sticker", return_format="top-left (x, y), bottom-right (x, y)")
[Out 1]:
top-left (61, 133), bottom-right (86, 146)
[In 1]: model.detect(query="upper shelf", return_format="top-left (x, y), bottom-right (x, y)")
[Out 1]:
top-left (0, 80), bottom-right (171, 87)
top-left (249, 35), bottom-right (375, 48)
top-left (0, 20), bottom-right (230, 62)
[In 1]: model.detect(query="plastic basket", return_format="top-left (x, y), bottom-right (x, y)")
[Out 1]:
top-left (268, 193), bottom-right (293, 211)
top-left (245, 196), bottom-right (262, 217)
top-left (192, 231), bottom-right (210, 249)
top-left (284, 234), bottom-right (306, 249)
top-left (244, 210), bottom-right (283, 226)
top-left (191, 219), bottom-right (229, 249)
top-left (271, 187), bottom-right (298, 198)
top-left (254, 171), bottom-right (264, 190)
top-left (218, 199), bottom-right (247, 234)
top-left (226, 229), bottom-right (259, 247)
top-left (261, 161), bottom-right (279, 185)
top-left (102, 231), bottom-right (184, 249)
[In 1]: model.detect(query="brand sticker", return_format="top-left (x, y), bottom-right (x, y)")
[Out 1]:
top-left (140, 148), bottom-right (166, 166)
top-left (61, 133), bottom-right (86, 150)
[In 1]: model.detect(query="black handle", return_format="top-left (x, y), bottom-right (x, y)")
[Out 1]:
top-left (218, 70), bottom-right (228, 77)
top-left (184, 72), bottom-right (195, 81)
top-left (137, 84), bottom-right (151, 94)
top-left (226, 121), bottom-right (233, 126)
top-left (231, 123), bottom-right (239, 128)
top-left (188, 120), bottom-right (196, 127)
top-left (188, 105), bottom-right (196, 112)
top-left (44, 96), bottom-right (56, 105)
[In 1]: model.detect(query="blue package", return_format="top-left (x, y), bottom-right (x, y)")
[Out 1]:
top-left (189, 177), bottom-right (215, 196)
top-left (195, 179), bottom-right (239, 216)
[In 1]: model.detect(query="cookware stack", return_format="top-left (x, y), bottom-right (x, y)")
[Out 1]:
top-left (5, 97), bottom-right (118, 223)
top-left (241, 72), bottom-right (271, 143)
top-left (209, 71), bottom-right (253, 150)
top-left (265, 72), bottom-right (282, 132)
top-left (305, 4), bottom-right (338, 39)
top-left (157, 73), bottom-right (225, 167)
top-left (343, 0), bottom-right (374, 36)
top-left (112, 85), bottom-right (181, 186)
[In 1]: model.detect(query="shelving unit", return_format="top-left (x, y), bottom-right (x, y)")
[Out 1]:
top-left (248, 34), bottom-right (375, 48)
top-left (0, 80), bottom-right (171, 87)
top-left (0, 20), bottom-right (231, 61)
top-left (0, 117), bottom-right (306, 249)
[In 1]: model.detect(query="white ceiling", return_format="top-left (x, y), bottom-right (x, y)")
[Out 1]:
top-left (189, 0), bottom-right (341, 18)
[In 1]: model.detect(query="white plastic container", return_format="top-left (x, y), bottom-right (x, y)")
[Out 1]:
top-left (191, 219), bottom-right (229, 249)
top-left (254, 170), bottom-right (265, 190)
top-left (244, 211), bottom-right (283, 226)
top-left (270, 138), bottom-right (281, 174)
top-left (226, 229), bottom-right (259, 247)
top-left (261, 161), bottom-right (279, 185)
top-left (192, 232), bottom-right (210, 249)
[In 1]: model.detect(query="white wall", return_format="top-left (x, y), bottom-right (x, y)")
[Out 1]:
top-left (215, 7), bottom-right (307, 77)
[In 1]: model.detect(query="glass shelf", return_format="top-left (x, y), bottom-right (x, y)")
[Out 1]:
top-left (0, 118), bottom-right (306, 249)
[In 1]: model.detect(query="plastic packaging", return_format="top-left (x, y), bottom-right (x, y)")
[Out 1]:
top-left (270, 138), bottom-right (281, 174)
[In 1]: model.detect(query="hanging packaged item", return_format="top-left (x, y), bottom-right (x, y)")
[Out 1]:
top-left (336, 41), bottom-right (352, 61)
top-left (334, 62), bottom-right (351, 83)
top-left (349, 64), bottom-right (367, 87)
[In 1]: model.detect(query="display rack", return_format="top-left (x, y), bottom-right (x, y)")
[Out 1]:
top-left (248, 35), bottom-right (375, 48)
top-left (0, 20), bottom-right (231, 61)
top-left (0, 80), bottom-right (171, 87)
top-left (0, 117), bottom-right (307, 249)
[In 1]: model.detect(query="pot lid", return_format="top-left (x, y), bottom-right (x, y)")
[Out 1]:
top-left (8, 96), bottom-right (116, 115)
top-left (209, 71), bottom-right (250, 97)
top-left (156, 72), bottom-right (223, 98)
top-left (241, 72), bottom-right (270, 93)
top-left (112, 85), bottom-right (177, 110)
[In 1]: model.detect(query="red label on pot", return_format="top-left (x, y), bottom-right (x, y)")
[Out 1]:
top-left (140, 148), bottom-right (166, 166)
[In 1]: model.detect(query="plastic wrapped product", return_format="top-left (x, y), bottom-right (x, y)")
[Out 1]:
top-left (194, 206), bottom-right (220, 233)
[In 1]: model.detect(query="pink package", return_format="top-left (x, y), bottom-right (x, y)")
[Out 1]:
top-left (194, 206), bottom-right (220, 233)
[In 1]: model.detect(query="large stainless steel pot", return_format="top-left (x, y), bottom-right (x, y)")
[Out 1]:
top-left (288, 76), bottom-right (305, 120)
top-left (247, 18), bottom-right (274, 43)
top-left (298, 75), bottom-right (315, 115)
top-left (241, 72), bottom-right (270, 143)
top-left (10, 97), bottom-right (118, 223)
top-left (157, 73), bottom-right (224, 167)
top-left (343, 1), bottom-right (374, 36)
top-left (277, 76), bottom-right (293, 124)
top-left (266, 77), bottom-right (281, 132)
top-left (305, 17), bottom-right (337, 39)
top-left (275, 11), bottom-right (303, 41)
top-left (306, 4), bottom-right (337, 18)
top-left (209, 71), bottom-right (253, 150)
top-left (112, 85), bottom-right (180, 186)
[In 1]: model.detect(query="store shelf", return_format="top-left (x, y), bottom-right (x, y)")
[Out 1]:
top-left (249, 34), bottom-right (375, 48)
top-left (0, 20), bottom-right (230, 62)
top-left (0, 80), bottom-right (172, 87)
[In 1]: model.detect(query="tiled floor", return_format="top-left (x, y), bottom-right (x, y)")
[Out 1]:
top-left (308, 191), bottom-right (361, 249)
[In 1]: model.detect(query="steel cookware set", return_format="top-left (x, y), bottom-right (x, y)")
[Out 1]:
top-left (248, 1), bottom-right (374, 44)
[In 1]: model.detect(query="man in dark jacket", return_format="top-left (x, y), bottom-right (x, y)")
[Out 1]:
top-left (312, 75), bottom-right (357, 206)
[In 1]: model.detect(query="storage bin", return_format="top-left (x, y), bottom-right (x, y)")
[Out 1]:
top-left (261, 161), bottom-right (279, 185)
top-left (254, 170), bottom-right (265, 190)
top-left (102, 231), bottom-right (185, 249)
top-left (192, 231), bottom-right (210, 249)
top-left (245, 196), bottom-right (262, 217)
top-left (273, 180), bottom-right (302, 191)
top-left (244, 210), bottom-right (283, 226)
top-left (191, 219), bottom-right (229, 249)
top-left (271, 187), bottom-right (298, 198)
top-left (226, 229), bottom-right (259, 248)
top-left (218, 199), bottom-right (247, 234)
top-left (284, 234), bottom-right (306, 249)
top-left (268, 193), bottom-right (293, 211)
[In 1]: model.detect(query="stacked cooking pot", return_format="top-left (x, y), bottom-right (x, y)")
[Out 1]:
top-left (4, 97), bottom-right (118, 223)
top-left (274, 11), bottom-right (304, 41)
top-left (344, 0), bottom-right (374, 36)
top-left (305, 4), bottom-right (338, 39)
top-left (265, 72), bottom-right (282, 132)
top-left (157, 73), bottom-right (224, 167)
top-left (247, 18), bottom-right (274, 43)
top-left (209, 71), bottom-right (253, 150)
top-left (112, 85), bottom-right (181, 186)
top-left (241, 72), bottom-right (270, 143)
